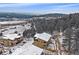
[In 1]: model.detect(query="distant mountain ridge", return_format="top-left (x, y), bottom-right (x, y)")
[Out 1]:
top-left (36, 13), bottom-right (66, 17)
top-left (0, 13), bottom-right (66, 18)
top-left (0, 13), bottom-right (34, 18)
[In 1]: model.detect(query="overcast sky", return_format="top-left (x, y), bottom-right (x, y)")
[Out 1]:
top-left (0, 3), bottom-right (79, 14)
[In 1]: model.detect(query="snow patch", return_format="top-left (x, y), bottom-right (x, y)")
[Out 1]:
top-left (12, 40), bottom-right (43, 55)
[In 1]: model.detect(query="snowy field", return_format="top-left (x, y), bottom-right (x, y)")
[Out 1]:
top-left (1, 23), bottom-right (31, 37)
top-left (11, 38), bottom-right (43, 55)
top-left (0, 21), bottom-right (26, 25)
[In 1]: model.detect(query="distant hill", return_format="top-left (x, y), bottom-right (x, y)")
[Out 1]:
top-left (0, 13), bottom-right (67, 21)
top-left (0, 13), bottom-right (34, 18)
top-left (0, 13), bottom-right (66, 18)
top-left (36, 13), bottom-right (66, 17)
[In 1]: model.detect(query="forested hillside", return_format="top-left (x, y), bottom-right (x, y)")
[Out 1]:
top-left (32, 13), bottom-right (79, 54)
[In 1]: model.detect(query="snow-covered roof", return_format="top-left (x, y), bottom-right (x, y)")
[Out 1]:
top-left (34, 32), bottom-right (51, 41)
top-left (12, 43), bottom-right (43, 55)
top-left (2, 34), bottom-right (21, 40)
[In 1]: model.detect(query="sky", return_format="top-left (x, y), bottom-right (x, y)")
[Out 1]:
top-left (0, 3), bottom-right (79, 14)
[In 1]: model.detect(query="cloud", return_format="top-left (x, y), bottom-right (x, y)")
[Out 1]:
top-left (0, 3), bottom-right (79, 14)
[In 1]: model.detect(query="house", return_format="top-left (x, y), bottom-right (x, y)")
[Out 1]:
top-left (0, 34), bottom-right (23, 47)
top-left (33, 32), bottom-right (51, 49)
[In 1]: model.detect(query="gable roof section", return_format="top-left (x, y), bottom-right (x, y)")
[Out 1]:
top-left (2, 34), bottom-right (21, 40)
top-left (34, 32), bottom-right (51, 41)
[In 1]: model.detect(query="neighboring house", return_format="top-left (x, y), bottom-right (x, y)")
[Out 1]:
top-left (0, 34), bottom-right (23, 47)
top-left (33, 32), bottom-right (51, 49)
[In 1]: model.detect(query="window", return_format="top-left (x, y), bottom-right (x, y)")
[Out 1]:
top-left (43, 45), bottom-right (46, 47)
top-left (44, 41), bottom-right (46, 43)
top-left (34, 39), bottom-right (38, 41)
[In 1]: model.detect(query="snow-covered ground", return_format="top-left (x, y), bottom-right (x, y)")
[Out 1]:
top-left (0, 21), bottom-right (26, 25)
top-left (2, 23), bottom-right (31, 37)
top-left (11, 38), bottom-right (43, 55)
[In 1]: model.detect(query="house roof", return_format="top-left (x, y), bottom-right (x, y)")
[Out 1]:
top-left (2, 34), bottom-right (21, 40)
top-left (34, 32), bottom-right (51, 41)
